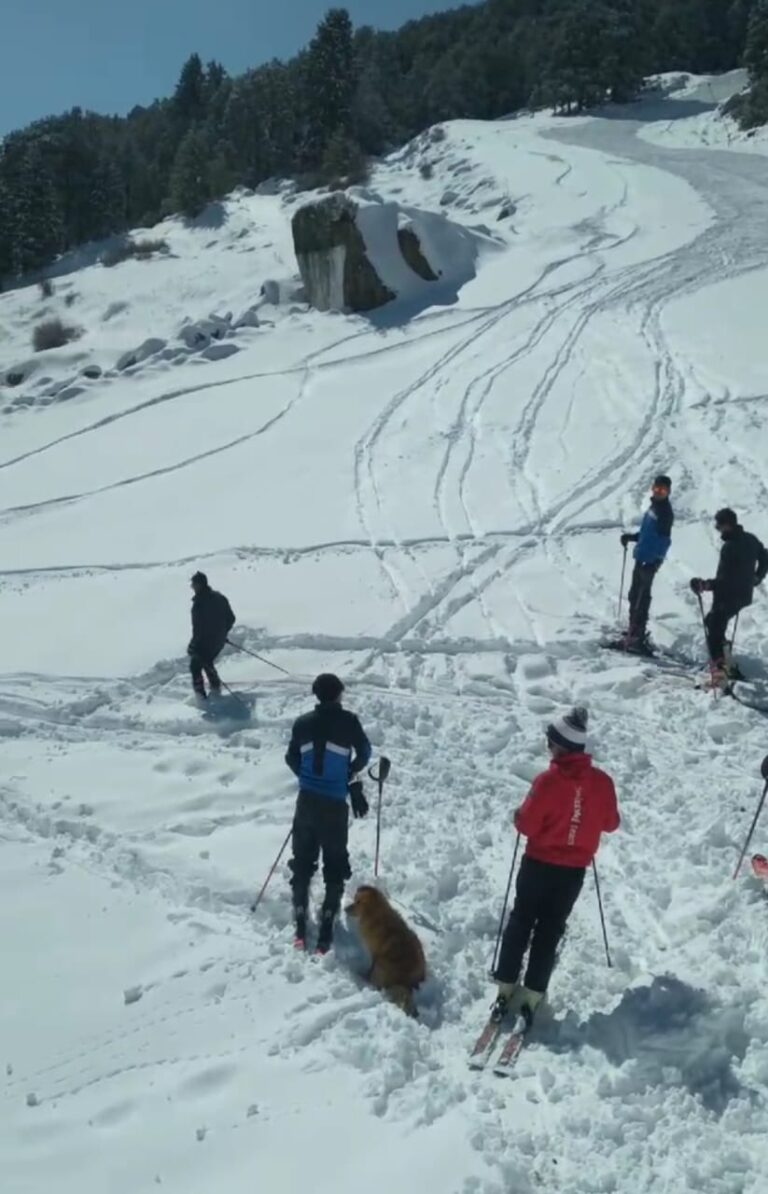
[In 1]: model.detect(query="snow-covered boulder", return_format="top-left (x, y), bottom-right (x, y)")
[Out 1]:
top-left (291, 191), bottom-right (482, 314)
top-left (116, 338), bottom-right (166, 371)
top-left (178, 313), bottom-right (231, 349)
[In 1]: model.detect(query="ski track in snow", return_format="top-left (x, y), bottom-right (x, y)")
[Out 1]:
top-left (3, 85), bottom-right (768, 1194)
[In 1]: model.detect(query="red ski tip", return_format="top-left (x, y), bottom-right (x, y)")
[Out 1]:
top-left (293, 938), bottom-right (306, 951)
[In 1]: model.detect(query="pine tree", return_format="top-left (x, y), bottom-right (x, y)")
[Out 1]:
top-left (321, 126), bottom-right (368, 185)
top-left (302, 8), bottom-right (357, 167)
top-left (745, 0), bottom-right (768, 80)
top-left (0, 171), bottom-right (14, 283)
top-left (89, 156), bottom-right (126, 239)
top-left (174, 53), bottom-right (207, 124)
top-left (740, 0), bottom-right (768, 124)
top-left (11, 144), bottom-right (64, 275)
top-left (169, 127), bottom-right (212, 217)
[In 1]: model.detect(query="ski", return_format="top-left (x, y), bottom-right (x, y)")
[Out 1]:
top-left (468, 1017), bottom-right (504, 1070)
top-left (752, 854), bottom-right (768, 884)
top-left (492, 1015), bottom-right (532, 1077)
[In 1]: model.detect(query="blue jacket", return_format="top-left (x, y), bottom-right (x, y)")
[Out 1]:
top-left (285, 703), bottom-right (372, 801)
top-left (634, 499), bottom-right (673, 564)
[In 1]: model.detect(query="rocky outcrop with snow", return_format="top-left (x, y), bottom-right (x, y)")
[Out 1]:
top-left (291, 190), bottom-right (483, 314)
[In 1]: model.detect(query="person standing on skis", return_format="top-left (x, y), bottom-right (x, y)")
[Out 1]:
top-left (690, 508), bottom-right (768, 674)
top-left (619, 474), bottom-right (674, 654)
top-left (492, 706), bottom-right (620, 1023)
top-left (188, 572), bottom-right (235, 699)
top-left (285, 674), bottom-right (372, 953)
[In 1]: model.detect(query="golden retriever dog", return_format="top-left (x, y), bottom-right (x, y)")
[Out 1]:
top-left (345, 885), bottom-right (427, 1018)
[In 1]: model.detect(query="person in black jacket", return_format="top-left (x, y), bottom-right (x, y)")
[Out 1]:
top-left (690, 509), bottom-right (768, 668)
top-left (285, 673), bottom-right (372, 953)
top-left (188, 572), bottom-right (235, 698)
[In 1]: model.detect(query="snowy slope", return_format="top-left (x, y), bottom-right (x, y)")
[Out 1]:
top-left (3, 96), bottom-right (768, 1194)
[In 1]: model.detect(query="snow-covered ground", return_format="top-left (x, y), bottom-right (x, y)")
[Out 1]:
top-left (637, 70), bottom-right (768, 155)
top-left (3, 88), bottom-right (768, 1194)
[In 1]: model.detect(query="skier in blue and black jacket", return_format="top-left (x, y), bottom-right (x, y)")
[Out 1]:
top-left (285, 673), bottom-right (371, 952)
top-left (620, 474), bottom-right (674, 654)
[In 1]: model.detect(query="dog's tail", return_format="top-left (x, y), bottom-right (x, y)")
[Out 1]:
top-left (387, 985), bottom-right (419, 1019)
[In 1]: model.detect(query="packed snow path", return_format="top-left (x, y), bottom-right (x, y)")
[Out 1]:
top-left (2, 84), bottom-right (768, 1193)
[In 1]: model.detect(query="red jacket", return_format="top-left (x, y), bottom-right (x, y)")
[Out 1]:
top-left (515, 753), bottom-right (620, 869)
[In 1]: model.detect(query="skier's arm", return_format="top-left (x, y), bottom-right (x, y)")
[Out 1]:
top-left (755, 539), bottom-right (768, 585)
top-left (190, 604), bottom-right (202, 652)
top-left (712, 540), bottom-right (734, 596)
top-left (514, 775), bottom-right (547, 837)
top-left (285, 722), bottom-right (302, 777)
top-left (349, 716), bottom-right (372, 777)
top-left (603, 778), bottom-right (621, 834)
top-left (224, 599), bottom-right (236, 633)
top-left (656, 503), bottom-right (673, 540)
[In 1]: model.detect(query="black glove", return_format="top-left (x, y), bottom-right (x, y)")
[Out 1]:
top-left (690, 578), bottom-right (704, 595)
top-left (620, 533), bottom-right (638, 548)
top-left (349, 779), bottom-right (369, 819)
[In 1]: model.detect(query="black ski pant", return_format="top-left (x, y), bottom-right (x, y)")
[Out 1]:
top-left (189, 650), bottom-right (222, 695)
top-left (704, 603), bottom-right (740, 664)
top-left (627, 561), bottom-right (660, 640)
top-left (494, 855), bottom-right (585, 993)
top-left (289, 790), bottom-right (351, 912)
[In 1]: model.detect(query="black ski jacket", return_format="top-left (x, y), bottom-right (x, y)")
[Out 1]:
top-left (710, 526), bottom-right (768, 611)
top-left (190, 588), bottom-right (235, 656)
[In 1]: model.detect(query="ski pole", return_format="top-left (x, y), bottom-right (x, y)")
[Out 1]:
top-left (489, 834), bottom-right (520, 976)
top-left (226, 639), bottom-right (293, 677)
top-left (592, 860), bottom-right (612, 968)
top-left (733, 755), bottom-right (768, 880)
top-left (250, 827), bottom-right (292, 913)
top-left (220, 679), bottom-right (250, 710)
top-left (369, 757), bottom-right (391, 878)
top-left (617, 542), bottom-right (628, 624)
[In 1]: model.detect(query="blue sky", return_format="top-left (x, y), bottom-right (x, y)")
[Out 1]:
top-left (0, 0), bottom-right (476, 136)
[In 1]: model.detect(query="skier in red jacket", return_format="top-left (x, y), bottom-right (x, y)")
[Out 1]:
top-left (492, 706), bottom-right (620, 1022)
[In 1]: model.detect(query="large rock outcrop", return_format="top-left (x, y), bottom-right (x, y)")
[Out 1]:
top-left (292, 194), bottom-right (394, 313)
top-left (291, 190), bottom-right (485, 315)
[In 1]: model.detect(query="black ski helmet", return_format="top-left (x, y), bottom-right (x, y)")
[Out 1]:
top-left (312, 673), bottom-right (344, 703)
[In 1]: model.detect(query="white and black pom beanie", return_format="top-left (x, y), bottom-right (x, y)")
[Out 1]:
top-left (547, 706), bottom-right (588, 753)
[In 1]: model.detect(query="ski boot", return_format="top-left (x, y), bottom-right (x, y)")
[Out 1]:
top-left (490, 981), bottom-right (518, 1023)
top-left (291, 883), bottom-right (309, 951)
top-left (315, 885), bottom-right (343, 955)
top-left (315, 908), bottom-right (337, 955)
top-left (624, 633), bottom-right (655, 658)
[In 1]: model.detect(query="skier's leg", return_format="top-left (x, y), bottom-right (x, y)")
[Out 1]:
top-left (635, 563), bottom-right (659, 641)
top-left (317, 801), bottom-right (351, 951)
top-left (494, 857), bottom-right (540, 985)
top-left (189, 653), bottom-right (206, 697)
top-left (705, 606), bottom-right (729, 664)
top-left (626, 563), bottom-right (642, 640)
top-left (524, 864), bottom-right (585, 996)
top-left (288, 794), bottom-right (320, 938)
top-left (203, 656), bottom-right (222, 694)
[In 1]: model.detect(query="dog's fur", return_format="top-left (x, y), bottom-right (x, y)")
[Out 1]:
top-left (345, 885), bottom-right (427, 1017)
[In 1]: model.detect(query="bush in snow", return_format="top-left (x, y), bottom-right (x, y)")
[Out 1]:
top-left (38, 278), bottom-right (54, 299)
top-left (321, 129), bottom-right (369, 189)
top-left (101, 238), bottom-right (169, 267)
top-left (419, 162), bottom-right (434, 180)
top-left (32, 318), bottom-right (80, 352)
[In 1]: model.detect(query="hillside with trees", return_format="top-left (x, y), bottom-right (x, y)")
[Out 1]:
top-left (0, 0), bottom-right (764, 283)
